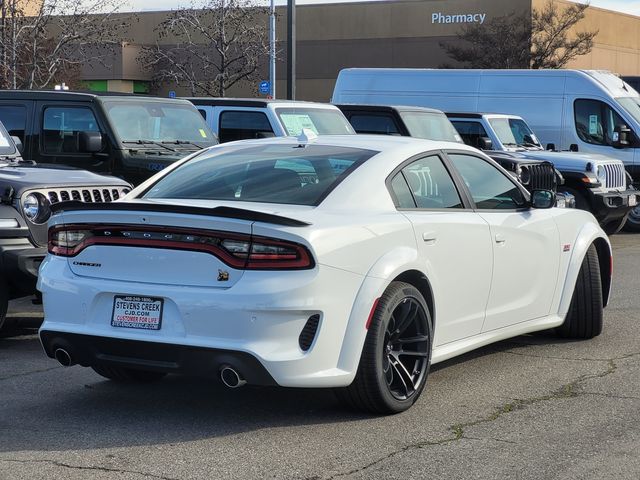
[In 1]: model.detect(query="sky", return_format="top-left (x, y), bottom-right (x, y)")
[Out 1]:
top-left (118, 0), bottom-right (640, 15)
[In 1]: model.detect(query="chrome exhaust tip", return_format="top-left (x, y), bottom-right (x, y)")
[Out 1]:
top-left (220, 365), bottom-right (246, 388)
top-left (54, 348), bottom-right (73, 367)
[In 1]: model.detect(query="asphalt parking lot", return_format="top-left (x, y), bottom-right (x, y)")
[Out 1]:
top-left (1, 234), bottom-right (639, 480)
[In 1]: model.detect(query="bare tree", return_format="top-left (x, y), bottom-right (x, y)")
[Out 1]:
top-left (530, 0), bottom-right (598, 69)
top-left (442, 0), bottom-right (598, 69)
top-left (140, 0), bottom-right (271, 97)
top-left (440, 11), bottom-right (531, 69)
top-left (0, 0), bottom-right (130, 89)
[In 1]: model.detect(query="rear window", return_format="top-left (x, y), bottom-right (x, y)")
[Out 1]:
top-left (275, 108), bottom-right (355, 136)
top-left (144, 144), bottom-right (376, 206)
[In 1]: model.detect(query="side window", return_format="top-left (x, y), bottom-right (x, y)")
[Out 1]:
top-left (347, 114), bottom-right (400, 135)
top-left (389, 173), bottom-right (415, 208)
top-left (450, 120), bottom-right (488, 149)
top-left (218, 111), bottom-right (274, 143)
top-left (42, 107), bottom-right (100, 154)
top-left (574, 99), bottom-right (626, 146)
top-left (198, 109), bottom-right (207, 120)
top-left (448, 153), bottom-right (525, 210)
top-left (0, 105), bottom-right (27, 142)
top-left (391, 155), bottom-right (463, 209)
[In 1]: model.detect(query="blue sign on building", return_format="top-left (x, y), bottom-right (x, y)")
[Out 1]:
top-left (259, 81), bottom-right (270, 95)
top-left (168, 90), bottom-right (176, 98)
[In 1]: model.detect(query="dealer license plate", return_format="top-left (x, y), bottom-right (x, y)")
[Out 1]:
top-left (111, 295), bottom-right (163, 330)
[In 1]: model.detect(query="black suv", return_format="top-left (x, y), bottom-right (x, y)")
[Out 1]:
top-left (0, 122), bottom-right (130, 329)
top-left (0, 91), bottom-right (217, 185)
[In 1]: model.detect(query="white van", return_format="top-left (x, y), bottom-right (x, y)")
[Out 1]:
top-left (332, 68), bottom-right (640, 179)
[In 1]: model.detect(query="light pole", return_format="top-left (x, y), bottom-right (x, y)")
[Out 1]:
top-left (269, 0), bottom-right (276, 98)
top-left (286, 0), bottom-right (295, 100)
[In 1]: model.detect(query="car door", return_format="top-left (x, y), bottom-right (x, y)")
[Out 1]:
top-left (388, 153), bottom-right (493, 347)
top-left (570, 98), bottom-right (636, 166)
top-left (35, 101), bottom-right (111, 172)
top-left (0, 101), bottom-right (34, 158)
top-left (446, 151), bottom-right (560, 332)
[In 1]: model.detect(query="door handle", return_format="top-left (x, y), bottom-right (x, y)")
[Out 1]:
top-left (422, 231), bottom-right (437, 245)
top-left (495, 233), bottom-right (506, 245)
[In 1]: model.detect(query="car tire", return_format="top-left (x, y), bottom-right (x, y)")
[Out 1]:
top-left (92, 365), bottom-right (167, 383)
top-left (603, 214), bottom-right (629, 236)
top-left (624, 205), bottom-right (640, 233)
top-left (557, 244), bottom-right (603, 339)
top-left (0, 280), bottom-right (8, 331)
top-left (336, 281), bottom-right (433, 414)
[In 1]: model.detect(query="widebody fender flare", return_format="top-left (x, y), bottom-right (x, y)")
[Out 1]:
top-left (335, 246), bottom-right (428, 379)
top-left (557, 223), bottom-right (611, 316)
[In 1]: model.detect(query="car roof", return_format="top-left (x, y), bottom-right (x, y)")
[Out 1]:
top-left (205, 133), bottom-right (481, 156)
top-left (0, 90), bottom-right (195, 105)
top-left (446, 112), bottom-right (524, 120)
top-left (184, 97), bottom-right (339, 109)
top-left (336, 104), bottom-right (444, 114)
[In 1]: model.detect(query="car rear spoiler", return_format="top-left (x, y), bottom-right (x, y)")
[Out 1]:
top-left (49, 201), bottom-right (311, 227)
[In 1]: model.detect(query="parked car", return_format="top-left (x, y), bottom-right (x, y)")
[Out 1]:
top-left (39, 134), bottom-right (610, 414)
top-left (447, 112), bottom-right (639, 235)
top-left (186, 98), bottom-right (355, 143)
top-left (332, 68), bottom-right (640, 230)
top-left (0, 91), bottom-right (217, 186)
top-left (0, 120), bottom-right (130, 330)
top-left (337, 104), bottom-right (563, 198)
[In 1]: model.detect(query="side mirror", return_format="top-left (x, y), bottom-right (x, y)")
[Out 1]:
top-left (546, 143), bottom-right (556, 151)
top-left (613, 124), bottom-right (632, 148)
top-left (10, 136), bottom-right (23, 154)
top-left (531, 190), bottom-right (555, 209)
top-left (477, 136), bottom-right (492, 150)
top-left (569, 144), bottom-right (579, 152)
top-left (79, 131), bottom-right (102, 153)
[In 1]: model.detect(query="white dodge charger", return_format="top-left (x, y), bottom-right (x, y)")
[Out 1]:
top-left (38, 134), bottom-right (611, 414)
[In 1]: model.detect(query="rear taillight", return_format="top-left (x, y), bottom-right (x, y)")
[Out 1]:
top-left (48, 224), bottom-right (314, 270)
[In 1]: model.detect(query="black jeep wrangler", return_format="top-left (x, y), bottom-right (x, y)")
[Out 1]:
top-left (0, 91), bottom-right (217, 186)
top-left (0, 121), bottom-right (130, 329)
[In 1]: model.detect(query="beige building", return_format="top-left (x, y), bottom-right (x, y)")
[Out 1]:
top-left (81, 0), bottom-right (640, 101)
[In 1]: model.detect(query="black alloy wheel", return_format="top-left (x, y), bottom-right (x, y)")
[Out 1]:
top-left (382, 296), bottom-right (430, 401)
top-left (336, 281), bottom-right (433, 414)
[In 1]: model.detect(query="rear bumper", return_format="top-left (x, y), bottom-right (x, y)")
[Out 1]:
top-left (589, 189), bottom-right (640, 224)
top-left (38, 255), bottom-right (372, 388)
top-left (40, 331), bottom-right (277, 385)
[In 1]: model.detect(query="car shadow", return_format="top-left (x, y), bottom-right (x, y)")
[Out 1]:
top-left (0, 329), bottom-right (581, 454)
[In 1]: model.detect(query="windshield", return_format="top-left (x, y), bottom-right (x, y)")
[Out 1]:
top-left (488, 117), bottom-right (541, 148)
top-left (400, 111), bottom-right (463, 142)
top-left (0, 121), bottom-right (16, 157)
top-left (144, 144), bottom-right (375, 206)
top-left (103, 100), bottom-right (216, 146)
top-left (617, 97), bottom-right (640, 124)
top-left (275, 108), bottom-right (355, 136)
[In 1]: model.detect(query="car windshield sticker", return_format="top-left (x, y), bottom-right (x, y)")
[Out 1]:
top-left (280, 114), bottom-right (319, 136)
top-left (199, 128), bottom-right (208, 138)
top-left (589, 115), bottom-right (599, 135)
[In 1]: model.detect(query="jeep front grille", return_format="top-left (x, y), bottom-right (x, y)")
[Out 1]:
top-left (43, 186), bottom-right (130, 205)
top-left (527, 163), bottom-right (557, 192)
top-left (602, 163), bottom-right (625, 190)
